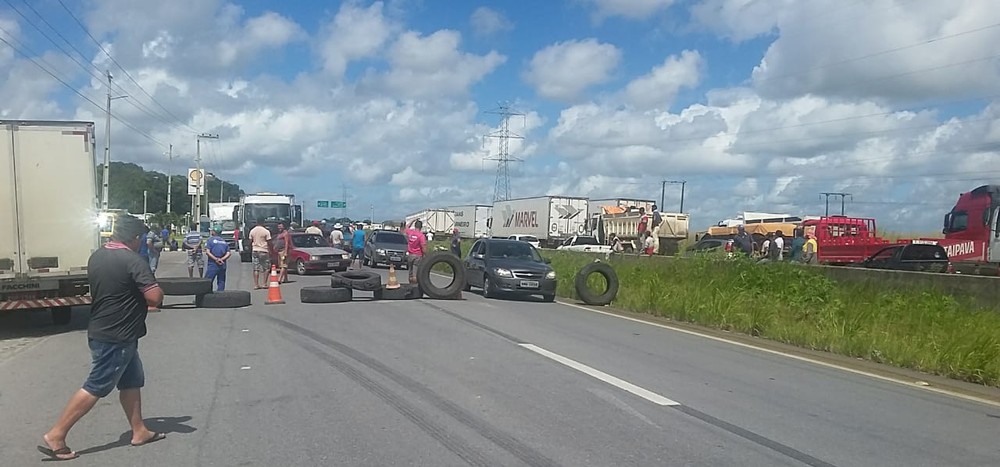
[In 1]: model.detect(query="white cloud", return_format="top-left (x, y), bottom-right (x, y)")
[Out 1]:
top-left (470, 7), bottom-right (513, 37)
top-left (623, 50), bottom-right (703, 110)
top-left (582, 0), bottom-right (677, 20)
top-left (523, 39), bottom-right (622, 102)
top-left (319, 1), bottom-right (396, 78)
top-left (0, 14), bottom-right (19, 65)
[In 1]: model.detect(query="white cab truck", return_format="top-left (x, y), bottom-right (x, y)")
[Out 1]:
top-left (233, 193), bottom-right (301, 262)
top-left (490, 196), bottom-right (589, 248)
top-left (208, 202), bottom-right (239, 247)
top-left (449, 204), bottom-right (492, 238)
top-left (405, 208), bottom-right (455, 234)
top-left (1, 120), bottom-right (99, 325)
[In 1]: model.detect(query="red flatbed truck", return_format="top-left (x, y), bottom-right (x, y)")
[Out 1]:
top-left (800, 216), bottom-right (896, 265)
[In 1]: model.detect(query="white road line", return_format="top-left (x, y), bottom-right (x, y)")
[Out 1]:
top-left (555, 300), bottom-right (1000, 409)
top-left (518, 343), bottom-right (680, 406)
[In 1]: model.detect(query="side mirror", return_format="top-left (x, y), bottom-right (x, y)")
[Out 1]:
top-left (473, 253), bottom-right (484, 260)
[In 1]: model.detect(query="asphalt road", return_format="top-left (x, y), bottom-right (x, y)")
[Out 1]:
top-left (1, 251), bottom-right (998, 466)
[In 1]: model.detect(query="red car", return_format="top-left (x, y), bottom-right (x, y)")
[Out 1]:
top-left (272, 232), bottom-right (351, 275)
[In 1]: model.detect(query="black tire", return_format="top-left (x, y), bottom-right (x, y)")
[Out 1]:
top-left (377, 284), bottom-right (418, 300)
top-left (574, 261), bottom-right (619, 306)
top-left (416, 251), bottom-right (466, 300)
top-left (301, 286), bottom-right (353, 303)
top-left (406, 285), bottom-right (423, 299)
top-left (199, 290), bottom-right (252, 308)
top-left (51, 306), bottom-right (72, 325)
top-left (295, 259), bottom-right (307, 276)
top-left (330, 271), bottom-right (382, 291)
top-left (542, 294), bottom-right (556, 303)
top-left (482, 275), bottom-right (494, 299)
top-left (159, 277), bottom-right (213, 296)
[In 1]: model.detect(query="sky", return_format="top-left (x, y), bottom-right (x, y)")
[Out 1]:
top-left (2, 0), bottom-right (1000, 232)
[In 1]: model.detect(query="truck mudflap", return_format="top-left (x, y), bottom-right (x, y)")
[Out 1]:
top-left (0, 295), bottom-right (92, 311)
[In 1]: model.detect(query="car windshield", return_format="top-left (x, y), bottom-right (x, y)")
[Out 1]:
top-left (377, 232), bottom-right (407, 244)
top-left (246, 203), bottom-right (291, 222)
top-left (292, 234), bottom-right (328, 248)
top-left (489, 242), bottom-right (542, 261)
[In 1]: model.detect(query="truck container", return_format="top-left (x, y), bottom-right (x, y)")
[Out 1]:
top-left (209, 202), bottom-right (239, 247)
top-left (490, 196), bottom-right (589, 248)
top-left (1, 120), bottom-right (98, 324)
top-left (405, 208), bottom-right (455, 234)
top-left (449, 204), bottom-right (492, 238)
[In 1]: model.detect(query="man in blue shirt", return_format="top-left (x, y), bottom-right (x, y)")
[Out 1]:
top-left (351, 223), bottom-right (366, 269)
top-left (205, 225), bottom-right (231, 291)
top-left (138, 231), bottom-right (149, 264)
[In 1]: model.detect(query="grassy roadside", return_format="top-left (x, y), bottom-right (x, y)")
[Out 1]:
top-left (430, 239), bottom-right (1000, 387)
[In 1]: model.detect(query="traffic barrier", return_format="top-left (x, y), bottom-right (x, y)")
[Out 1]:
top-left (265, 266), bottom-right (286, 305)
top-left (386, 264), bottom-right (401, 289)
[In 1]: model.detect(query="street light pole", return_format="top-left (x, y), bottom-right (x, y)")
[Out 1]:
top-left (142, 190), bottom-right (148, 219)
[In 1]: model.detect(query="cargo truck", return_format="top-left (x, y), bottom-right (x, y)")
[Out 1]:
top-left (233, 193), bottom-right (301, 262)
top-left (490, 196), bottom-right (589, 248)
top-left (209, 202), bottom-right (239, 247)
top-left (449, 204), bottom-right (492, 238)
top-left (405, 208), bottom-right (455, 234)
top-left (1, 120), bottom-right (99, 325)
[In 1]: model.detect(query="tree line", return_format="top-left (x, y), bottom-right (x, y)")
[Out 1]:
top-left (98, 161), bottom-right (244, 215)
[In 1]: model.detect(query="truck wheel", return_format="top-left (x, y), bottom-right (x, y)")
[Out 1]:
top-left (416, 251), bottom-right (466, 300)
top-left (376, 285), bottom-right (418, 300)
top-left (575, 261), bottom-right (619, 306)
top-left (159, 277), bottom-right (214, 296)
top-left (301, 286), bottom-right (352, 303)
top-left (199, 290), bottom-right (252, 309)
top-left (295, 259), bottom-right (307, 276)
top-left (51, 307), bottom-right (72, 325)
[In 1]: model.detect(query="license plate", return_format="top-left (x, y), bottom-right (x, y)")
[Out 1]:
top-left (519, 280), bottom-right (539, 288)
top-left (389, 256), bottom-right (402, 262)
top-left (327, 262), bottom-right (338, 268)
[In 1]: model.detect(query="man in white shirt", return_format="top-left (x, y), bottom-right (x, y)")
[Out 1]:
top-left (329, 223), bottom-right (344, 247)
top-left (305, 220), bottom-right (323, 236)
top-left (771, 231), bottom-right (785, 261)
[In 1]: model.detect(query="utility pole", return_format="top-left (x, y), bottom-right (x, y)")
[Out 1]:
top-left (165, 144), bottom-right (173, 213)
top-left (100, 70), bottom-right (127, 211)
top-left (195, 133), bottom-right (219, 224)
top-left (341, 184), bottom-right (347, 220)
top-left (661, 180), bottom-right (687, 213)
top-left (484, 102), bottom-right (525, 202)
top-left (142, 190), bottom-right (148, 219)
top-left (820, 192), bottom-right (852, 216)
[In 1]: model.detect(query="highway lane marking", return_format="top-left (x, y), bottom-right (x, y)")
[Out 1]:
top-left (555, 300), bottom-right (1000, 409)
top-left (518, 343), bottom-right (680, 406)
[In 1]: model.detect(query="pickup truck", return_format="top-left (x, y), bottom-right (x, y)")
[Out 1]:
top-left (556, 235), bottom-right (613, 253)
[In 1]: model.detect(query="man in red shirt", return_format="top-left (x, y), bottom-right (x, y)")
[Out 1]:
top-left (637, 207), bottom-right (649, 249)
top-left (276, 223), bottom-right (292, 283)
top-left (405, 220), bottom-right (428, 284)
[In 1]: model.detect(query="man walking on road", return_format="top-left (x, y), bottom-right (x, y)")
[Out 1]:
top-left (276, 223), bottom-right (292, 283)
top-left (183, 229), bottom-right (205, 278)
top-left (37, 215), bottom-right (165, 461)
top-left (351, 223), bottom-right (366, 269)
top-left (406, 220), bottom-right (428, 284)
top-left (249, 218), bottom-right (272, 290)
top-left (205, 225), bottom-right (231, 291)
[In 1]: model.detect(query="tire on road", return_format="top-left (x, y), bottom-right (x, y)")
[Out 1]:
top-left (415, 251), bottom-right (465, 300)
top-left (301, 286), bottom-right (353, 303)
top-left (330, 271), bottom-right (382, 292)
top-left (199, 290), bottom-right (252, 309)
top-left (574, 261), bottom-right (619, 306)
top-left (376, 284), bottom-right (419, 300)
top-left (159, 277), bottom-right (214, 296)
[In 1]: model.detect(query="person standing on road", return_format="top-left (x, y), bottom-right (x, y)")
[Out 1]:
top-left (329, 223), bottom-right (344, 248)
top-left (138, 229), bottom-right (150, 266)
top-left (450, 228), bottom-right (461, 257)
top-left (249, 218), bottom-right (272, 290)
top-left (637, 207), bottom-right (649, 241)
top-left (146, 228), bottom-right (163, 274)
top-left (37, 215), bottom-right (165, 461)
top-left (205, 225), bottom-right (231, 292)
top-left (305, 220), bottom-right (323, 236)
top-left (183, 229), bottom-right (205, 278)
top-left (406, 220), bottom-right (428, 284)
top-left (276, 223), bottom-right (292, 283)
top-left (351, 223), bottom-right (366, 269)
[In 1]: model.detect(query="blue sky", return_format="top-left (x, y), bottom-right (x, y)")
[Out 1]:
top-left (2, 0), bottom-right (999, 231)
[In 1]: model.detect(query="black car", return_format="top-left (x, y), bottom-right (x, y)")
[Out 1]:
top-left (463, 238), bottom-right (557, 301)
top-left (861, 243), bottom-right (950, 273)
top-left (363, 229), bottom-right (409, 268)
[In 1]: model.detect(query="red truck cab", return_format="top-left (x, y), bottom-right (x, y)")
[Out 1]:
top-left (935, 185), bottom-right (1000, 274)
top-left (801, 216), bottom-right (894, 265)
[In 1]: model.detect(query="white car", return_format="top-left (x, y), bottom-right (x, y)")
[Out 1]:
top-left (556, 235), bottom-right (614, 253)
top-left (508, 234), bottom-right (541, 249)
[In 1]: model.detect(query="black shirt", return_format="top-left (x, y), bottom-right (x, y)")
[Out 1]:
top-left (87, 243), bottom-right (158, 343)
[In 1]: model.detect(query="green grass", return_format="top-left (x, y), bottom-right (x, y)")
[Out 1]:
top-left (429, 240), bottom-right (1000, 387)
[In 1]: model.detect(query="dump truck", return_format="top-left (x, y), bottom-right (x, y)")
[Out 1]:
top-left (1, 120), bottom-right (99, 324)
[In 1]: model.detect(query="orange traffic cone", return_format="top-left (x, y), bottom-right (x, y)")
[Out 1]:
top-left (386, 264), bottom-right (400, 289)
top-left (265, 265), bottom-right (285, 305)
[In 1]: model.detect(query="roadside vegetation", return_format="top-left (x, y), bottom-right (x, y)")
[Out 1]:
top-left (429, 239), bottom-right (1000, 387)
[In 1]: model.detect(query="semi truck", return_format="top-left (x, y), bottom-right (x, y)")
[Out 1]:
top-left (490, 196), bottom-right (589, 248)
top-left (208, 202), bottom-right (239, 247)
top-left (233, 193), bottom-right (302, 262)
top-left (449, 204), bottom-right (491, 238)
top-left (912, 185), bottom-right (1000, 275)
top-left (405, 208), bottom-right (455, 234)
top-left (1, 120), bottom-right (99, 325)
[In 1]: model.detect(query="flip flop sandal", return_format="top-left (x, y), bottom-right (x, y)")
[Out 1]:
top-left (37, 445), bottom-right (79, 461)
top-left (131, 432), bottom-right (166, 447)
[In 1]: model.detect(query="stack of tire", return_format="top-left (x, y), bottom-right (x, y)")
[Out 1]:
top-left (157, 278), bottom-right (252, 308)
top-left (299, 251), bottom-right (467, 303)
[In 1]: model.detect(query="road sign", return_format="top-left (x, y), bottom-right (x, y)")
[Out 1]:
top-left (317, 201), bottom-right (329, 208)
top-left (187, 168), bottom-right (205, 195)
top-left (316, 200), bottom-right (346, 209)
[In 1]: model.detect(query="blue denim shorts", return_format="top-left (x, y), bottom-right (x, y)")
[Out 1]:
top-left (82, 339), bottom-right (144, 398)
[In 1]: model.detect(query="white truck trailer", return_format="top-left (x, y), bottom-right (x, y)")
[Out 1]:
top-left (405, 208), bottom-right (455, 234)
top-left (449, 205), bottom-right (491, 238)
top-left (490, 196), bottom-right (589, 248)
top-left (1, 120), bottom-right (99, 324)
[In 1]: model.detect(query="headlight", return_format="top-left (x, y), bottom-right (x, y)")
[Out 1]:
top-left (341, 254), bottom-right (350, 259)
top-left (494, 268), bottom-right (513, 278)
top-left (377, 248), bottom-right (386, 254)
top-left (309, 256), bottom-right (319, 261)
top-left (545, 271), bottom-right (556, 280)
